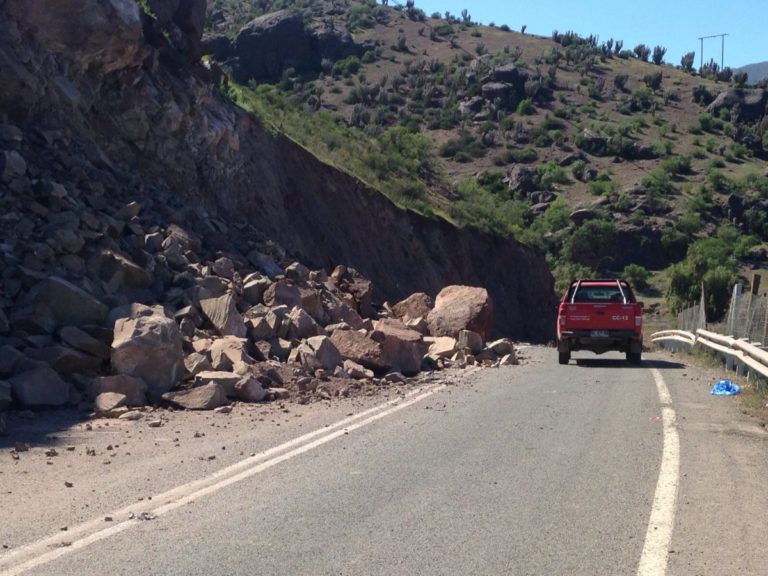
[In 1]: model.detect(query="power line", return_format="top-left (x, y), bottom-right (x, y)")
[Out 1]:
top-left (697, 33), bottom-right (728, 70)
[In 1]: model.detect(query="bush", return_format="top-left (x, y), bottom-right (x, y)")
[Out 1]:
top-left (643, 71), bottom-right (663, 91)
top-left (622, 264), bottom-right (650, 291)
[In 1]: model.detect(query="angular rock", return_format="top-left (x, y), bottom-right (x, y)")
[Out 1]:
top-left (184, 352), bottom-right (212, 376)
top-left (392, 292), bottom-right (434, 321)
top-left (242, 274), bottom-right (271, 305)
top-left (427, 286), bottom-right (493, 341)
top-left (288, 343), bottom-right (322, 372)
top-left (287, 306), bottom-right (320, 340)
top-left (162, 382), bottom-right (227, 410)
top-left (405, 317), bottom-right (429, 335)
top-left (263, 279), bottom-right (302, 310)
top-left (10, 302), bottom-right (57, 335)
top-left (200, 292), bottom-right (246, 338)
top-left (305, 335), bottom-right (342, 371)
top-left (10, 366), bottom-right (69, 407)
top-left (0, 150), bottom-right (27, 182)
top-left (27, 345), bottom-right (103, 376)
top-left (94, 392), bottom-right (127, 417)
top-left (90, 374), bottom-right (147, 406)
top-left (209, 336), bottom-right (254, 371)
top-left (498, 353), bottom-right (519, 366)
top-left (58, 326), bottom-right (111, 359)
top-left (323, 295), bottom-right (364, 330)
top-left (487, 338), bottom-right (515, 357)
top-left (330, 330), bottom-right (390, 373)
top-left (233, 375), bottom-right (267, 402)
top-left (343, 359), bottom-right (373, 380)
top-left (25, 277), bottom-right (107, 328)
top-left (372, 319), bottom-right (427, 375)
top-left (457, 330), bottom-right (484, 355)
top-left (194, 371), bottom-right (241, 397)
top-left (212, 257), bottom-right (235, 279)
top-left (111, 312), bottom-right (184, 401)
top-left (424, 336), bottom-right (458, 358)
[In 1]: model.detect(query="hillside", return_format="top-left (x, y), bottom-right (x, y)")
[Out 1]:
top-left (203, 0), bottom-right (768, 318)
top-left (737, 61), bottom-right (768, 85)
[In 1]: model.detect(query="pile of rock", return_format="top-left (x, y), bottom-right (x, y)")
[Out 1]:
top-left (0, 136), bottom-right (518, 425)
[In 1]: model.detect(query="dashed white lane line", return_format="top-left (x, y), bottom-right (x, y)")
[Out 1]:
top-left (637, 368), bottom-right (680, 576)
top-left (0, 383), bottom-right (446, 576)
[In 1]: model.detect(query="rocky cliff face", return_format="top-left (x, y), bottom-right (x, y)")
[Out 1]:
top-left (0, 0), bottom-right (556, 343)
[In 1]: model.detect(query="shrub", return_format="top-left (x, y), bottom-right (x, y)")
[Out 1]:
top-left (643, 71), bottom-right (663, 91)
top-left (652, 45), bottom-right (667, 65)
top-left (516, 98), bottom-right (534, 115)
top-left (680, 51), bottom-right (695, 72)
top-left (613, 74), bottom-right (628, 91)
top-left (622, 264), bottom-right (650, 291)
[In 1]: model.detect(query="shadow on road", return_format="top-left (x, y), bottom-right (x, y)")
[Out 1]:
top-left (0, 408), bottom-right (90, 449)
top-left (573, 358), bottom-right (686, 369)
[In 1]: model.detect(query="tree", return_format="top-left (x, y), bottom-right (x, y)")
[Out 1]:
top-left (652, 45), bottom-right (667, 65)
top-left (733, 71), bottom-right (748, 86)
top-left (633, 44), bottom-right (650, 61)
top-left (460, 8), bottom-right (471, 23)
top-left (680, 51), bottom-right (695, 72)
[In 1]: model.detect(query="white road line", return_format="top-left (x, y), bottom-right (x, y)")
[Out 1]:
top-left (637, 368), bottom-right (680, 576)
top-left (0, 384), bottom-right (446, 576)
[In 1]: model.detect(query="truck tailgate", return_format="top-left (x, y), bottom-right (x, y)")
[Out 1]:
top-left (561, 303), bottom-right (637, 331)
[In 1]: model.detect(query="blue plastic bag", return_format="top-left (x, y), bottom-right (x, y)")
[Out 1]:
top-left (710, 379), bottom-right (741, 396)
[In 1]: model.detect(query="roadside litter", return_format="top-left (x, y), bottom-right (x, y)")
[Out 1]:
top-left (710, 379), bottom-right (741, 396)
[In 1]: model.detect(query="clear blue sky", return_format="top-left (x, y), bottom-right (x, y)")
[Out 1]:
top-left (414, 0), bottom-right (765, 69)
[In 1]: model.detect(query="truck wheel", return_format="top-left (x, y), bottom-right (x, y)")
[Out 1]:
top-left (558, 351), bottom-right (570, 365)
top-left (626, 351), bottom-right (642, 364)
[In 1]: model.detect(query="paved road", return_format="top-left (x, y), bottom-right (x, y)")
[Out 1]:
top-left (4, 347), bottom-right (768, 575)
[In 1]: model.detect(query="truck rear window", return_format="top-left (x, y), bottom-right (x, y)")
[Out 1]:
top-left (566, 282), bottom-right (634, 303)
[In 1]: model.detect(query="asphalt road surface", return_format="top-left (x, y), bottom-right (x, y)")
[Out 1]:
top-left (3, 347), bottom-right (768, 575)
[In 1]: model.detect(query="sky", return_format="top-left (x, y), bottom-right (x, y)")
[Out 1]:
top-left (414, 0), bottom-right (765, 69)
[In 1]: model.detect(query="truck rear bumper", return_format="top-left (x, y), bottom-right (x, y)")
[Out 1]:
top-left (559, 330), bottom-right (642, 354)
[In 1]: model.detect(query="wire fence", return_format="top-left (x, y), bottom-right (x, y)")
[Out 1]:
top-left (676, 275), bottom-right (768, 345)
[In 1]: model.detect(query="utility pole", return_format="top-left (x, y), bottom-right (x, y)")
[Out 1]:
top-left (697, 33), bottom-right (728, 69)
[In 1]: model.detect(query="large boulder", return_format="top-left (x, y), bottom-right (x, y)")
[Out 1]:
top-left (227, 10), bottom-right (366, 83)
top-left (229, 11), bottom-right (314, 83)
top-left (372, 319), bottom-right (427, 375)
top-left (8, 0), bottom-right (144, 74)
top-left (10, 366), bottom-right (69, 407)
top-left (427, 286), bottom-right (493, 342)
top-left (111, 310), bottom-right (184, 401)
top-left (707, 88), bottom-right (768, 123)
top-left (194, 371), bottom-right (241, 397)
top-left (330, 330), bottom-right (390, 373)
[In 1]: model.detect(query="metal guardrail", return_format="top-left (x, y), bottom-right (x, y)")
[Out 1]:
top-left (650, 328), bottom-right (768, 381)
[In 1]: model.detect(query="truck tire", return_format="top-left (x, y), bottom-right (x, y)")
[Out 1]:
top-left (626, 351), bottom-right (642, 364)
top-left (558, 350), bottom-right (570, 365)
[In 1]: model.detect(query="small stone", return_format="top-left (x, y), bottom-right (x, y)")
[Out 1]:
top-left (45, 448), bottom-right (59, 457)
top-left (64, 481), bottom-right (73, 488)
top-left (213, 406), bottom-right (232, 414)
top-left (147, 420), bottom-right (162, 428)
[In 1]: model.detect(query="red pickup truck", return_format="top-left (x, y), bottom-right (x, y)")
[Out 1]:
top-left (556, 279), bottom-right (643, 365)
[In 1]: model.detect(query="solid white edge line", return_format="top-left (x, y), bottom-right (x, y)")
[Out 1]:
top-left (0, 384), bottom-right (446, 576)
top-left (637, 369), bottom-right (680, 576)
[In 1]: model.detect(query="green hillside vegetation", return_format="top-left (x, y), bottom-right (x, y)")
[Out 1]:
top-left (207, 0), bottom-right (768, 321)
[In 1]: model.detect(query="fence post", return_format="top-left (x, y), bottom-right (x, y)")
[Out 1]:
top-left (727, 283), bottom-right (742, 337)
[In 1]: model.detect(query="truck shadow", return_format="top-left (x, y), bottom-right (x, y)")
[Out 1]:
top-left (573, 358), bottom-right (686, 369)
